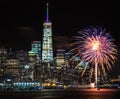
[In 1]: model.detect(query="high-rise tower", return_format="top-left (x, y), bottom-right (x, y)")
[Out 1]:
top-left (42, 3), bottom-right (53, 62)
top-left (30, 41), bottom-right (41, 60)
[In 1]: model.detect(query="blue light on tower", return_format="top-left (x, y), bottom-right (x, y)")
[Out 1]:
top-left (29, 41), bottom-right (41, 60)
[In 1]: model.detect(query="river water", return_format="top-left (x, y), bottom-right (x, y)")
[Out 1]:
top-left (0, 89), bottom-right (120, 99)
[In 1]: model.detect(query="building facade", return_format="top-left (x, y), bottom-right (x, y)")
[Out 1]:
top-left (42, 3), bottom-right (53, 62)
top-left (30, 41), bottom-right (41, 61)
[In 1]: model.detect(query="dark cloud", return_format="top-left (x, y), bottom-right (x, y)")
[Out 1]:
top-left (53, 35), bottom-right (71, 51)
top-left (16, 26), bottom-right (36, 40)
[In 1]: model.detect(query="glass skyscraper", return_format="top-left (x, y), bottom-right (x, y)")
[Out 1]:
top-left (42, 3), bottom-right (53, 62)
top-left (29, 41), bottom-right (41, 60)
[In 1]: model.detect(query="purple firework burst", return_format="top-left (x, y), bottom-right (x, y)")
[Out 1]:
top-left (71, 26), bottom-right (117, 75)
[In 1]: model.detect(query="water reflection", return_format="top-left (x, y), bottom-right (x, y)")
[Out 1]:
top-left (32, 89), bottom-right (120, 99)
top-left (0, 89), bottom-right (120, 99)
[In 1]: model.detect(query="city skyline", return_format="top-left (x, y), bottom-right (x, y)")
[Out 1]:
top-left (0, 0), bottom-right (120, 51)
top-left (0, 0), bottom-right (120, 89)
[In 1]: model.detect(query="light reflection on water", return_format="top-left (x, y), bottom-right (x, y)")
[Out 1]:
top-left (0, 89), bottom-right (120, 99)
top-left (32, 89), bottom-right (120, 99)
top-left (33, 95), bottom-right (117, 99)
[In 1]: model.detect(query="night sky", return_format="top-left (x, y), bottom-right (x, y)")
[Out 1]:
top-left (0, 0), bottom-right (120, 50)
top-left (0, 0), bottom-right (120, 77)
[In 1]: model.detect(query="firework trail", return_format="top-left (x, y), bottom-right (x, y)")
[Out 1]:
top-left (70, 26), bottom-right (117, 81)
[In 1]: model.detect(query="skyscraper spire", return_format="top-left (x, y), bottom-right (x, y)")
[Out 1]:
top-left (46, 3), bottom-right (49, 22)
top-left (42, 2), bottom-right (53, 62)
